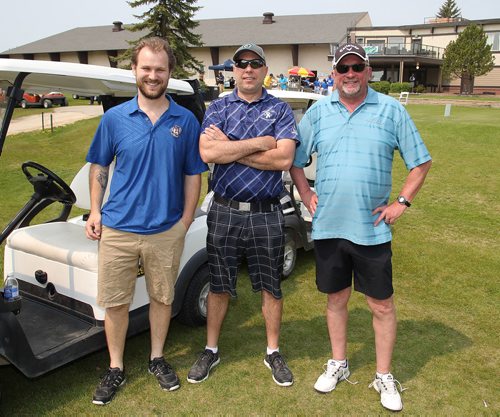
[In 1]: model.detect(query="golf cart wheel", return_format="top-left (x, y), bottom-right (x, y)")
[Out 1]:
top-left (177, 264), bottom-right (210, 327)
top-left (20, 99), bottom-right (27, 109)
top-left (42, 99), bottom-right (52, 109)
top-left (282, 230), bottom-right (297, 279)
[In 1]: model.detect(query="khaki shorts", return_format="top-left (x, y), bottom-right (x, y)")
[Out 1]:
top-left (97, 221), bottom-right (187, 308)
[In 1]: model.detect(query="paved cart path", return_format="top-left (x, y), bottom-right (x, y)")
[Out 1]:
top-left (7, 105), bottom-right (103, 136)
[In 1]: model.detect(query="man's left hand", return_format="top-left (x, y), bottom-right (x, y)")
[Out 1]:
top-left (372, 202), bottom-right (407, 226)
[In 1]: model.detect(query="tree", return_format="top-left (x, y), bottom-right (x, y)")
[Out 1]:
top-left (442, 24), bottom-right (494, 94)
top-left (118, 0), bottom-right (204, 78)
top-left (436, 0), bottom-right (461, 19)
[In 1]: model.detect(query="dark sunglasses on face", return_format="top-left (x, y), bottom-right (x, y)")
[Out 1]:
top-left (234, 59), bottom-right (266, 69)
top-left (335, 63), bottom-right (366, 74)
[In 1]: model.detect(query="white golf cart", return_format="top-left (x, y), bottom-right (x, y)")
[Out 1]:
top-left (0, 59), bottom-right (209, 378)
top-left (211, 89), bottom-right (322, 277)
top-left (0, 61), bottom-right (321, 380)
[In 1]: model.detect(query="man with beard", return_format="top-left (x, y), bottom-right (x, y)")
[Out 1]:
top-left (290, 43), bottom-right (431, 412)
top-left (85, 37), bottom-right (207, 405)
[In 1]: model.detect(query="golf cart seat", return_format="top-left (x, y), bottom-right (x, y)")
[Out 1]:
top-left (2, 162), bottom-right (149, 322)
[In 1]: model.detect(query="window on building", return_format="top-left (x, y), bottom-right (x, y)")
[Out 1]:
top-left (486, 32), bottom-right (499, 51)
top-left (388, 37), bottom-right (404, 48)
top-left (365, 40), bottom-right (385, 55)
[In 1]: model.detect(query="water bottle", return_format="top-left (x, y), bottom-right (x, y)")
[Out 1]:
top-left (3, 273), bottom-right (20, 302)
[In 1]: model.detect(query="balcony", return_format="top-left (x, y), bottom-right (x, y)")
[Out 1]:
top-left (362, 43), bottom-right (445, 59)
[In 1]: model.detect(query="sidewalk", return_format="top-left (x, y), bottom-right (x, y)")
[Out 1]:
top-left (7, 105), bottom-right (103, 136)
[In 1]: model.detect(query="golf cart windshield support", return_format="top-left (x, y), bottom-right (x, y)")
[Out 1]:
top-left (0, 72), bottom-right (28, 156)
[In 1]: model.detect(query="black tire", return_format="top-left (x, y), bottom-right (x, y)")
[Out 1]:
top-left (282, 230), bottom-right (297, 279)
top-left (176, 264), bottom-right (210, 326)
top-left (20, 100), bottom-right (27, 109)
top-left (42, 99), bottom-right (52, 109)
top-left (72, 94), bottom-right (79, 99)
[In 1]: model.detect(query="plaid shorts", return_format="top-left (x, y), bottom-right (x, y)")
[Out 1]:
top-left (207, 200), bottom-right (285, 299)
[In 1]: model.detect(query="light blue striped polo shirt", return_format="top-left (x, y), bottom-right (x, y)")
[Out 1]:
top-left (293, 87), bottom-right (431, 245)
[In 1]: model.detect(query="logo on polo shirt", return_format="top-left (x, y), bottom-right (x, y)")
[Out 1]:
top-left (262, 109), bottom-right (275, 119)
top-left (170, 125), bottom-right (182, 138)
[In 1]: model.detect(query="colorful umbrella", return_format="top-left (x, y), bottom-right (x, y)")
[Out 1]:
top-left (288, 66), bottom-right (315, 77)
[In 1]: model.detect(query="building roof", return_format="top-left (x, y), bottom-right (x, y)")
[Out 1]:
top-left (2, 12), bottom-right (370, 54)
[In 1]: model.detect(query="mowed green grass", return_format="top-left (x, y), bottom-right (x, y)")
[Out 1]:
top-left (0, 104), bottom-right (499, 416)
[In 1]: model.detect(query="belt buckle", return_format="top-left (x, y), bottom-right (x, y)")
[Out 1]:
top-left (239, 202), bottom-right (251, 211)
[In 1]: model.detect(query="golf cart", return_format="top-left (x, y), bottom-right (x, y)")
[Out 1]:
top-left (0, 59), bottom-right (209, 378)
top-left (0, 60), bottom-right (321, 380)
top-left (211, 89), bottom-right (322, 278)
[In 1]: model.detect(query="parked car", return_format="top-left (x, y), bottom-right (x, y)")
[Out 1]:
top-left (0, 58), bottom-right (320, 380)
top-left (72, 93), bottom-right (101, 104)
top-left (19, 91), bottom-right (68, 109)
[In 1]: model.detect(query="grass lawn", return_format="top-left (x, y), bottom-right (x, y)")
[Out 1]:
top-left (0, 105), bottom-right (499, 415)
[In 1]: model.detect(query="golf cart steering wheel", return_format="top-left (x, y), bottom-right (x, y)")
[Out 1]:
top-left (22, 161), bottom-right (76, 205)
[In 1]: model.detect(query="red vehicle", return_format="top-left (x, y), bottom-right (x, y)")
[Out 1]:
top-left (19, 91), bottom-right (68, 109)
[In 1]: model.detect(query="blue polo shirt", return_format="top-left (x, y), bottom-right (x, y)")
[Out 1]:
top-left (203, 88), bottom-right (298, 201)
top-left (293, 87), bottom-right (431, 245)
top-left (86, 96), bottom-right (207, 234)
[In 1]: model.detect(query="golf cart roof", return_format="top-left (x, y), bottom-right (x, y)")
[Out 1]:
top-left (219, 89), bottom-right (322, 110)
top-left (0, 58), bottom-right (194, 97)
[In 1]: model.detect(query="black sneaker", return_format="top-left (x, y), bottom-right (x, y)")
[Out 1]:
top-left (187, 349), bottom-right (220, 383)
top-left (148, 357), bottom-right (180, 391)
top-left (92, 367), bottom-right (126, 405)
top-left (264, 352), bottom-right (294, 387)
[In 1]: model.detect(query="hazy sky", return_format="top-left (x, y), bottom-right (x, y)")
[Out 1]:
top-left (1, 0), bottom-right (499, 53)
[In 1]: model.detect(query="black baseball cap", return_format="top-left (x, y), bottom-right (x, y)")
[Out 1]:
top-left (333, 43), bottom-right (369, 67)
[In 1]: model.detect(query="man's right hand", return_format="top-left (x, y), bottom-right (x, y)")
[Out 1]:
top-left (85, 211), bottom-right (102, 240)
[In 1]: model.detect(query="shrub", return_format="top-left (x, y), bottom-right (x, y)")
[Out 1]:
top-left (390, 82), bottom-right (412, 93)
top-left (370, 81), bottom-right (391, 94)
top-left (415, 84), bottom-right (426, 94)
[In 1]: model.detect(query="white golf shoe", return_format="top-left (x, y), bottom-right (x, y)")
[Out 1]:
top-left (369, 373), bottom-right (404, 411)
top-left (314, 359), bottom-right (351, 393)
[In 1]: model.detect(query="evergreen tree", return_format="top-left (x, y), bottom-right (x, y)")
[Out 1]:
top-left (117, 0), bottom-right (204, 78)
top-left (442, 24), bottom-right (494, 94)
top-left (436, 0), bottom-right (461, 19)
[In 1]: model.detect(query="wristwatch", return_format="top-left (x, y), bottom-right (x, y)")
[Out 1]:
top-left (397, 195), bottom-right (411, 207)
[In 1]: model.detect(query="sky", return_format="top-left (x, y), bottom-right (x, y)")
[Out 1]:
top-left (1, 0), bottom-right (499, 53)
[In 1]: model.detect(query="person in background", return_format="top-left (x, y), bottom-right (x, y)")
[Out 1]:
top-left (278, 73), bottom-right (288, 90)
top-left (320, 78), bottom-right (328, 95)
top-left (187, 43), bottom-right (298, 388)
top-left (290, 43), bottom-right (432, 412)
top-left (216, 72), bottom-right (225, 94)
top-left (85, 37), bottom-right (207, 406)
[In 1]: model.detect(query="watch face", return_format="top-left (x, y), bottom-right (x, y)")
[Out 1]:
top-left (398, 196), bottom-right (405, 203)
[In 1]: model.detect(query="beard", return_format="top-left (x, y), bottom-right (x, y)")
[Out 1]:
top-left (339, 82), bottom-right (362, 98)
top-left (137, 78), bottom-right (168, 100)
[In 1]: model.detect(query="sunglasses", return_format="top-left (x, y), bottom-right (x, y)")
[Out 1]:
top-left (234, 59), bottom-right (266, 69)
top-left (335, 63), bottom-right (366, 74)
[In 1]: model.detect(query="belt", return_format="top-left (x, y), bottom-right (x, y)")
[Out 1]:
top-left (214, 193), bottom-right (280, 212)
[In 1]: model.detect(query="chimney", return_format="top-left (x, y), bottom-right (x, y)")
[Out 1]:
top-left (262, 12), bottom-right (275, 24)
top-left (112, 21), bottom-right (124, 32)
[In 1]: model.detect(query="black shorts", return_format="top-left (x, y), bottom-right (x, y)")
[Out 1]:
top-left (206, 200), bottom-right (284, 299)
top-left (314, 238), bottom-right (393, 300)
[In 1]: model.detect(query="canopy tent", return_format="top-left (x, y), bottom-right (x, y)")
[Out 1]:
top-left (208, 59), bottom-right (234, 72)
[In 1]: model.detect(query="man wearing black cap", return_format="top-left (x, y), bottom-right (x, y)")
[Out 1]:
top-left (187, 43), bottom-right (298, 387)
top-left (290, 43), bottom-right (432, 411)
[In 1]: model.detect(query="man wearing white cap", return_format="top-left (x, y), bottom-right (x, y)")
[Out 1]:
top-left (290, 43), bottom-right (432, 411)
